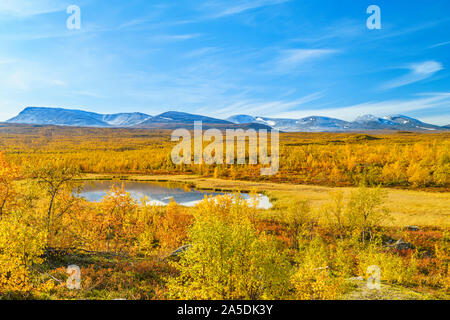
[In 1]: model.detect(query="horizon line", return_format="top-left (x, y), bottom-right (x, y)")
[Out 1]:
top-left (3, 105), bottom-right (448, 127)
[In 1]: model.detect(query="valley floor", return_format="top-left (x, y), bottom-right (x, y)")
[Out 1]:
top-left (81, 174), bottom-right (450, 228)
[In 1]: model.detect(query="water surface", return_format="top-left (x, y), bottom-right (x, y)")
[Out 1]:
top-left (78, 180), bottom-right (272, 209)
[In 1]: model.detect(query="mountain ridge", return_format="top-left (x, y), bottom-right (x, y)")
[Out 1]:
top-left (227, 113), bottom-right (446, 132)
top-left (7, 107), bottom-right (152, 127)
top-left (6, 107), bottom-right (449, 132)
top-left (6, 107), bottom-right (271, 131)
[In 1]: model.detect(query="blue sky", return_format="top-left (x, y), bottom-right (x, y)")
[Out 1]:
top-left (0, 0), bottom-right (449, 124)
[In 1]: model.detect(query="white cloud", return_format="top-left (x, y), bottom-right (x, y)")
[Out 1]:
top-left (269, 93), bottom-right (450, 125)
top-left (273, 49), bottom-right (338, 72)
top-left (183, 47), bottom-right (220, 58)
top-left (153, 33), bottom-right (202, 41)
top-left (206, 0), bottom-right (290, 18)
top-left (291, 19), bottom-right (364, 44)
top-left (6, 70), bottom-right (67, 91)
top-left (0, 0), bottom-right (67, 18)
top-left (419, 114), bottom-right (450, 126)
top-left (411, 61), bottom-right (443, 75)
top-left (429, 40), bottom-right (450, 49)
top-left (118, 18), bottom-right (150, 30)
top-left (382, 61), bottom-right (444, 89)
top-left (217, 92), bottom-right (324, 116)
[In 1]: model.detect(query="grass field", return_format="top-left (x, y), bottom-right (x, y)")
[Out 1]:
top-left (81, 173), bottom-right (450, 227)
top-left (0, 128), bottom-right (448, 300)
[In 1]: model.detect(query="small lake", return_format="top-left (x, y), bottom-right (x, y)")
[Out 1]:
top-left (78, 180), bottom-right (273, 209)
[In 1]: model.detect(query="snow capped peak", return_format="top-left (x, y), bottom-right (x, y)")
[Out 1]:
top-left (6, 108), bottom-right (448, 132)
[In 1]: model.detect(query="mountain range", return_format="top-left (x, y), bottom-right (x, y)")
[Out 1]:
top-left (6, 107), bottom-right (270, 131)
top-left (227, 114), bottom-right (447, 132)
top-left (5, 107), bottom-right (449, 132)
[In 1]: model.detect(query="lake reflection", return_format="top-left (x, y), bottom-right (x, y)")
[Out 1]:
top-left (78, 180), bottom-right (273, 209)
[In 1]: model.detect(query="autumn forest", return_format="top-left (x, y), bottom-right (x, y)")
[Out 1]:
top-left (0, 124), bottom-right (448, 300)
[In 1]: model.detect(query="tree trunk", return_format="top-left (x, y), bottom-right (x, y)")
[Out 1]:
top-left (47, 192), bottom-right (56, 244)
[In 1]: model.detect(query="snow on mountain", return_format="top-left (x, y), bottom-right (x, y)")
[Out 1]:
top-left (381, 115), bottom-right (443, 130)
top-left (102, 113), bottom-right (152, 127)
top-left (145, 111), bottom-right (232, 124)
top-left (7, 107), bottom-right (152, 127)
top-left (227, 113), bottom-right (448, 132)
top-left (6, 108), bottom-right (269, 131)
top-left (6, 107), bottom-right (449, 132)
top-left (228, 115), bottom-right (353, 132)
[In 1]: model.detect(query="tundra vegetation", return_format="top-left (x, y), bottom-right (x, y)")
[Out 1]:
top-left (0, 125), bottom-right (448, 299)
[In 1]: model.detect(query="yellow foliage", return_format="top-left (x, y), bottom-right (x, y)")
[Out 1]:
top-left (167, 195), bottom-right (291, 300)
top-left (1, 127), bottom-right (448, 189)
top-left (356, 244), bottom-right (418, 286)
top-left (291, 239), bottom-right (347, 300)
top-left (0, 152), bottom-right (20, 217)
top-left (0, 213), bottom-right (49, 297)
top-left (155, 200), bottom-right (192, 252)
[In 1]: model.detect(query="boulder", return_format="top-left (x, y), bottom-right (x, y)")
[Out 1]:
top-left (387, 239), bottom-right (414, 250)
top-left (166, 244), bottom-right (192, 260)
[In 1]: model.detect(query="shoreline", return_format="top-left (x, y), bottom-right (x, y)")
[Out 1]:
top-left (78, 173), bottom-right (450, 227)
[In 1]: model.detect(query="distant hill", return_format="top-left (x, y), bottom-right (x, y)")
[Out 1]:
top-left (227, 114), bottom-right (355, 132)
top-left (381, 115), bottom-right (444, 131)
top-left (227, 114), bottom-right (448, 132)
top-left (134, 111), bottom-right (272, 130)
top-left (227, 115), bottom-right (258, 124)
top-left (136, 111), bottom-right (231, 127)
top-left (7, 107), bottom-right (270, 131)
top-left (7, 107), bottom-right (151, 127)
top-left (6, 107), bottom-right (449, 132)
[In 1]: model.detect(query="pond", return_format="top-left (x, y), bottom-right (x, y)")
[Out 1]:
top-left (77, 180), bottom-right (273, 209)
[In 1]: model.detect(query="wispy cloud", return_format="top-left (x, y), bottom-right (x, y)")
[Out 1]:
top-left (429, 40), bottom-right (450, 49)
top-left (0, 0), bottom-right (67, 18)
top-left (291, 19), bottom-right (364, 44)
top-left (5, 70), bottom-right (67, 91)
top-left (216, 91), bottom-right (325, 117)
top-left (368, 20), bottom-right (445, 42)
top-left (118, 18), bottom-right (150, 30)
top-left (205, 0), bottom-right (290, 18)
top-left (183, 47), bottom-right (220, 58)
top-left (382, 61), bottom-right (444, 90)
top-left (153, 33), bottom-right (202, 41)
top-left (68, 90), bottom-right (104, 99)
top-left (274, 49), bottom-right (338, 72)
top-left (270, 93), bottom-right (450, 125)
